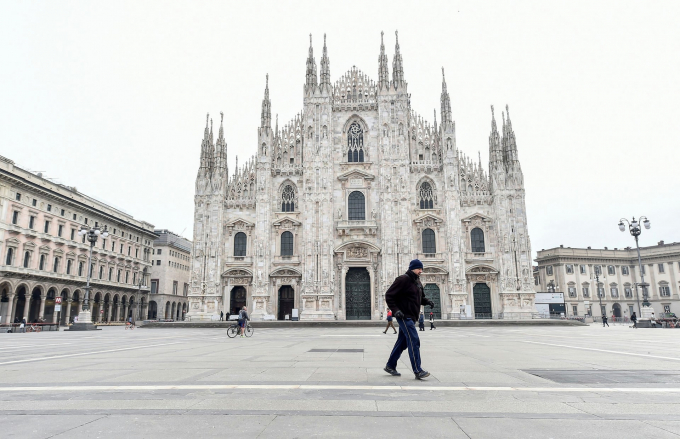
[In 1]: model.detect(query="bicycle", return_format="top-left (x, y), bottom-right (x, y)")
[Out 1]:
top-left (125, 321), bottom-right (135, 330)
top-left (227, 322), bottom-right (253, 338)
top-left (27, 324), bottom-right (42, 333)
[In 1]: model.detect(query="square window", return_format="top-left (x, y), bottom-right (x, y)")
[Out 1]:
top-left (566, 265), bottom-right (574, 274)
top-left (580, 265), bottom-right (587, 274)
top-left (607, 265), bottom-right (615, 275)
top-left (660, 286), bottom-right (671, 297)
top-left (622, 266), bottom-right (629, 275)
top-left (15, 193), bottom-right (21, 201)
top-left (156, 260), bottom-right (161, 265)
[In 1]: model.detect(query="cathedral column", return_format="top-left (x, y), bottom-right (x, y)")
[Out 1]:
top-left (3, 293), bottom-right (15, 324)
top-left (38, 293), bottom-right (46, 320)
top-left (339, 266), bottom-right (348, 320)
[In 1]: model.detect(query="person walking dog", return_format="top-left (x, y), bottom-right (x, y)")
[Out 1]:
top-left (383, 309), bottom-right (397, 334)
top-left (384, 259), bottom-right (435, 380)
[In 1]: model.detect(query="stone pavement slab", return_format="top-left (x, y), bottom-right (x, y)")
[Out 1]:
top-left (2, 325), bottom-right (680, 438)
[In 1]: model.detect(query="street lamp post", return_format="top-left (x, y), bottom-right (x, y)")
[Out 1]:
top-left (135, 267), bottom-right (148, 322)
top-left (595, 271), bottom-right (603, 318)
top-left (618, 216), bottom-right (652, 322)
top-left (69, 224), bottom-right (108, 331)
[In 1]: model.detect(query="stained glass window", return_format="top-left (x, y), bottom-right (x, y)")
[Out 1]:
top-left (471, 228), bottom-right (485, 253)
top-left (422, 228), bottom-right (436, 254)
top-left (281, 185), bottom-right (295, 212)
top-left (347, 122), bottom-right (364, 162)
top-left (419, 182), bottom-right (434, 209)
top-left (281, 231), bottom-right (293, 256)
top-left (348, 191), bottom-right (365, 220)
top-left (234, 232), bottom-right (247, 256)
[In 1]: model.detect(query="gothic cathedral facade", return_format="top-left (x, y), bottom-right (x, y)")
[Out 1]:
top-left (189, 33), bottom-right (536, 321)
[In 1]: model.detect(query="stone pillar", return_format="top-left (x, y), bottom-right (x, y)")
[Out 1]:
top-left (107, 302), bottom-right (112, 322)
top-left (3, 293), bottom-right (15, 324)
top-left (65, 300), bottom-right (72, 324)
top-left (51, 305), bottom-right (58, 324)
top-left (116, 304), bottom-right (122, 321)
top-left (38, 294), bottom-right (46, 320)
top-left (22, 296), bottom-right (29, 320)
top-left (77, 300), bottom-right (83, 314)
top-left (339, 266), bottom-right (348, 320)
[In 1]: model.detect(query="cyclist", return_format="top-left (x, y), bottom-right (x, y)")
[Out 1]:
top-left (238, 306), bottom-right (249, 338)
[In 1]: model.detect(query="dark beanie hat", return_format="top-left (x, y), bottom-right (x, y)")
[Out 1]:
top-left (408, 259), bottom-right (424, 271)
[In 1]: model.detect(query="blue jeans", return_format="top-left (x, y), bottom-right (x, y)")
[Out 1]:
top-left (386, 317), bottom-right (422, 373)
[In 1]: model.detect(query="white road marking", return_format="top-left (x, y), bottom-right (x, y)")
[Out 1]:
top-left (0, 342), bottom-right (183, 365)
top-left (321, 335), bottom-right (382, 337)
top-left (0, 384), bottom-right (678, 393)
top-left (524, 341), bottom-right (680, 361)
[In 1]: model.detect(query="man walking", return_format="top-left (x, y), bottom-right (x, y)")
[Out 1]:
top-left (238, 306), bottom-right (250, 337)
top-left (383, 309), bottom-right (397, 334)
top-left (418, 312), bottom-right (425, 331)
top-left (220, 310), bottom-right (224, 321)
top-left (384, 259), bottom-right (435, 380)
top-left (602, 314), bottom-right (609, 327)
top-left (631, 312), bottom-right (637, 329)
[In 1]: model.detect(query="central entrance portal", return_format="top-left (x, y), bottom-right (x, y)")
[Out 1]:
top-left (345, 267), bottom-right (371, 320)
top-left (230, 286), bottom-right (247, 315)
top-left (278, 286), bottom-right (294, 320)
top-left (423, 284), bottom-right (441, 319)
top-left (473, 283), bottom-right (492, 319)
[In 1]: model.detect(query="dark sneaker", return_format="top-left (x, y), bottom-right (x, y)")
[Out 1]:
top-left (384, 366), bottom-right (401, 376)
top-left (415, 370), bottom-right (430, 380)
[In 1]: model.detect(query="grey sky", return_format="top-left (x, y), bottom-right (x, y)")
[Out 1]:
top-left (1, 1), bottom-right (678, 257)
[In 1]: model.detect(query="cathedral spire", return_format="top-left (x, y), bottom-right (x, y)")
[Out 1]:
top-left (502, 104), bottom-right (520, 168)
top-left (489, 105), bottom-right (503, 169)
top-left (305, 34), bottom-right (318, 92)
top-left (378, 31), bottom-right (389, 90)
top-left (199, 113), bottom-right (212, 170)
top-left (440, 67), bottom-right (452, 125)
top-left (261, 74), bottom-right (271, 129)
top-left (319, 34), bottom-right (331, 91)
top-left (433, 109), bottom-right (438, 132)
top-left (392, 30), bottom-right (404, 89)
top-left (215, 111), bottom-right (227, 172)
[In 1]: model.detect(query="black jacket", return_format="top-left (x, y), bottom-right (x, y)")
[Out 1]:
top-left (385, 270), bottom-right (430, 321)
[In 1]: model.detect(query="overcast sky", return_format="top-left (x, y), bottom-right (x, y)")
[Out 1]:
top-left (1, 1), bottom-right (678, 257)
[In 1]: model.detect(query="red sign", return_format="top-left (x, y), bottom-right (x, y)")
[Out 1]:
top-left (100, 310), bottom-right (104, 314)
top-left (55, 297), bottom-right (62, 304)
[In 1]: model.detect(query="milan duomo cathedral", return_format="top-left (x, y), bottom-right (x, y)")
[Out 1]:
top-left (188, 32), bottom-right (536, 321)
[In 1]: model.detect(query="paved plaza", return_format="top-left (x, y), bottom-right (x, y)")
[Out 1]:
top-left (2, 324), bottom-right (680, 438)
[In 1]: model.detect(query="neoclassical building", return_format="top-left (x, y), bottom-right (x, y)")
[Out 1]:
top-left (189, 33), bottom-right (536, 321)
top-left (0, 155), bottom-right (156, 325)
top-left (535, 242), bottom-right (680, 318)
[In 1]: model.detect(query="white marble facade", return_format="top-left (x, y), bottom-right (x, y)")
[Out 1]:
top-left (188, 33), bottom-right (536, 321)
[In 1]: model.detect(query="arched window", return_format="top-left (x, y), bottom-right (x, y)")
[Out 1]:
top-left (348, 191), bottom-right (365, 220)
top-left (281, 184), bottom-right (295, 212)
top-left (5, 248), bottom-right (13, 265)
top-left (422, 228), bottom-right (436, 254)
top-left (23, 251), bottom-right (30, 268)
top-left (281, 231), bottom-right (294, 256)
top-left (419, 182), bottom-right (434, 209)
top-left (347, 122), bottom-right (364, 162)
top-left (53, 257), bottom-right (59, 273)
top-left (109, 267), bottom-right (113, 281)
top-left (471, 228), bottom-right (485, 253)
top-left (78, 261), bottom-right (84, 276)
top-left (234, 232), bottom-right (247, 257)
top-left (39, 254), bottom-right (46, 270)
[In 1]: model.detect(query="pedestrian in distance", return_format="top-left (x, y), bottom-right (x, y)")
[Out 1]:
top-left (383, 309), bottom-right (397, 334)
top-left (429, 311), bottom-right (436, 330)
top-left (220, 311), bottom-right (224, 321)
top-left (602, 314), bottom-right (609, 327)
top-left (418, 312), bottom-right (425, 331)
top-left (19, 318), bottom-right (26, 333)
top-left (384, 259), bottom-right (435, 380)
top-left (238, 306), bottom-right (250, 337)
top-left (631, 312), bottom-right (637, 329)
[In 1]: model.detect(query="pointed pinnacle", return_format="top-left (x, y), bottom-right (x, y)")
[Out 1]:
top-left (220, 111), bottom-right (224, 124)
